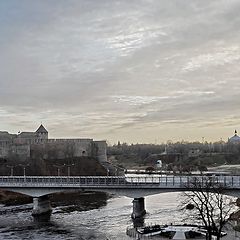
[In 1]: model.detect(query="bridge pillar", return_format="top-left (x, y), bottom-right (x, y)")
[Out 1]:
top-left (32, 195), bottom-right (52, 218)
top-left (131, 197), bottom-right (146, 219)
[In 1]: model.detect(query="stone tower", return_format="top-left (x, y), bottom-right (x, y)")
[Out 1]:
top-left (35, 124), bottom-right (48, 140)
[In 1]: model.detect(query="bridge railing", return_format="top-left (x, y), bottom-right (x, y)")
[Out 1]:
top-left (0, 176), bottom-right (128, 187)
top-left (0, 175), bottom-right (240, 189)
top-left (125, 175), bottom-right (240, 188)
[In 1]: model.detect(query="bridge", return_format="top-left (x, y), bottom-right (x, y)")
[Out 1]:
top-left (1, 175), bottom-right (240, 218)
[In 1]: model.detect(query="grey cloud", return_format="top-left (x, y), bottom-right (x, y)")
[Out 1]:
top-left (1, 0), bottom-right (240, 142)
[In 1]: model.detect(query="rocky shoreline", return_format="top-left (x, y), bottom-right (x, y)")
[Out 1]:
top-left (0, 189), bottom-right (109, 212)
top-left (0, 190), bottom-right (32, 206)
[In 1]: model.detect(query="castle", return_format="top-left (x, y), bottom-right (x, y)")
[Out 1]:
top-left (0, 125), bottom-right (107, 162)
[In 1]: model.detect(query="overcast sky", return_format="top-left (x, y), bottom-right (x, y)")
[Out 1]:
top-left (0, 0), bottom-right (240, 143)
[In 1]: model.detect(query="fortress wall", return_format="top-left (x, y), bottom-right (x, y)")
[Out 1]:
top-left (46, 139), bottom-right (94, 157)
top-left (47, 138), bottom-right (93, 143)
top-left (0, 132), bottom-right (16, 141)
top-left (94, 141), bottom-right (107, 162)
top-left (0, 133), bottom-right (107, 161)
top-left (0, 141), bottom-right (11, 147)
top-left (0, 144), bottom-right (10, 158)
top-left (73, 140), bottom-right (93, 157)
top-left (0, 143), bottom-right (30, 160)
top-left (31, 139), bottom-right (95, 159)
top-left (0, 140), bottom-right (30, 159)
top-left (13, 137), bottom-right (46, 145)
top-left (12, 144), bottom-right (31, 159)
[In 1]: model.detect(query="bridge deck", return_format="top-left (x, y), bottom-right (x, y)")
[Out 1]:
top-left (0, 175), bottom-right (240, 189)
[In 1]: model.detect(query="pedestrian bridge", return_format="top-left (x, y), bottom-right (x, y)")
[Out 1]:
top-left (1, 175), bottom-right (240, 218)
top-left (0, 175), bottom-right (240, 198)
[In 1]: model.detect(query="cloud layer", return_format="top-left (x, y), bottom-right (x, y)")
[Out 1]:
top-left (1, 0), bottom-right (240, 143)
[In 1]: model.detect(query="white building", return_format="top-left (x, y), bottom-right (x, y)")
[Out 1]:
top-left (228, 130), bottom-right (240, 144)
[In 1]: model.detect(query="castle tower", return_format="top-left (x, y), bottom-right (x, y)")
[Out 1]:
top-left (36, 124), bottom-right (48, 140)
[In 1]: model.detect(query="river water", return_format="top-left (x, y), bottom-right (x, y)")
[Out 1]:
top-left (0, 191), bottom-right (185, 240)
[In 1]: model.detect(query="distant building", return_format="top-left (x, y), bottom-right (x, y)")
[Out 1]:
top-left (0, 125), bottom-right (107, 161)
top-left (228, 130), bottom-right (240, 144)
top-left (156, 160), bottom-right (162, 169)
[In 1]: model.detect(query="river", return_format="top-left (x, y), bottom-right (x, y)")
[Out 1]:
top-left (0, 191), bottom-right (185, 240)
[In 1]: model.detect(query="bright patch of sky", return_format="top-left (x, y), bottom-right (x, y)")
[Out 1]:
top-left (0, 0), bottom-right (240, 143)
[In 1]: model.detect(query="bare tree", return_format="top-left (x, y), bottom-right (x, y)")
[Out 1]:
top-left (183, 177), bottom-right (234, 240)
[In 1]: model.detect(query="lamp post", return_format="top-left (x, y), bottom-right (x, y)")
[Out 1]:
top-left (53, 164), bottom-right (65, 176)
top-left (6, 165), bottom-right (14, 176)
top-left (18, 164), bottom-right (30, 178)
top-left (64, 163), bottom-right (75, 177)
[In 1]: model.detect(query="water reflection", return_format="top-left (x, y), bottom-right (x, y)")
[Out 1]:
top-left (132, 216), bottom-right (145, 228)
top-left (33, 212), bottom-right (51, 223)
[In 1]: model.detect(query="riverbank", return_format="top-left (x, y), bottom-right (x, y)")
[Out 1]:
top-left (0, 189), bottom-right (109, 211)
top-left (0, 190), bottom-right (32, 205)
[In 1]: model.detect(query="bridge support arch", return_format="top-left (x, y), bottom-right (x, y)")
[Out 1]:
top-left (131, 197), bottom-right (146, 219)
top-left (32, 195), bottom-right (52, 218)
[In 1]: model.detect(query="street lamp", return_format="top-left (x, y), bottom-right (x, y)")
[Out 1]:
top-left (6, 165), bottom-right (14, 176)
top-left (64, 163), bottom-right (75, 177)
top-left (18, 164), bottom-right (30, 177)
top-left (53, 164), bottom-right (65, 176)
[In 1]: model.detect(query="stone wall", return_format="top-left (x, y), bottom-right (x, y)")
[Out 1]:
top-left (94, 141), bottom-right (107, 162)
top-left (30, 139), bottom-right (95, 159)
top-left (11, 144), bottom-right (30, 160)
top-left (0, 141), bottom-right (11, 158)
top-left (0, 142), bottom-right (30, 160)
top-left (0, 138), bottom-right (107, 161)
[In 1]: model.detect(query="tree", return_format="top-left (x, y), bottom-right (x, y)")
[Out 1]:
top-left (183, 177), bottom-right (234, 240)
